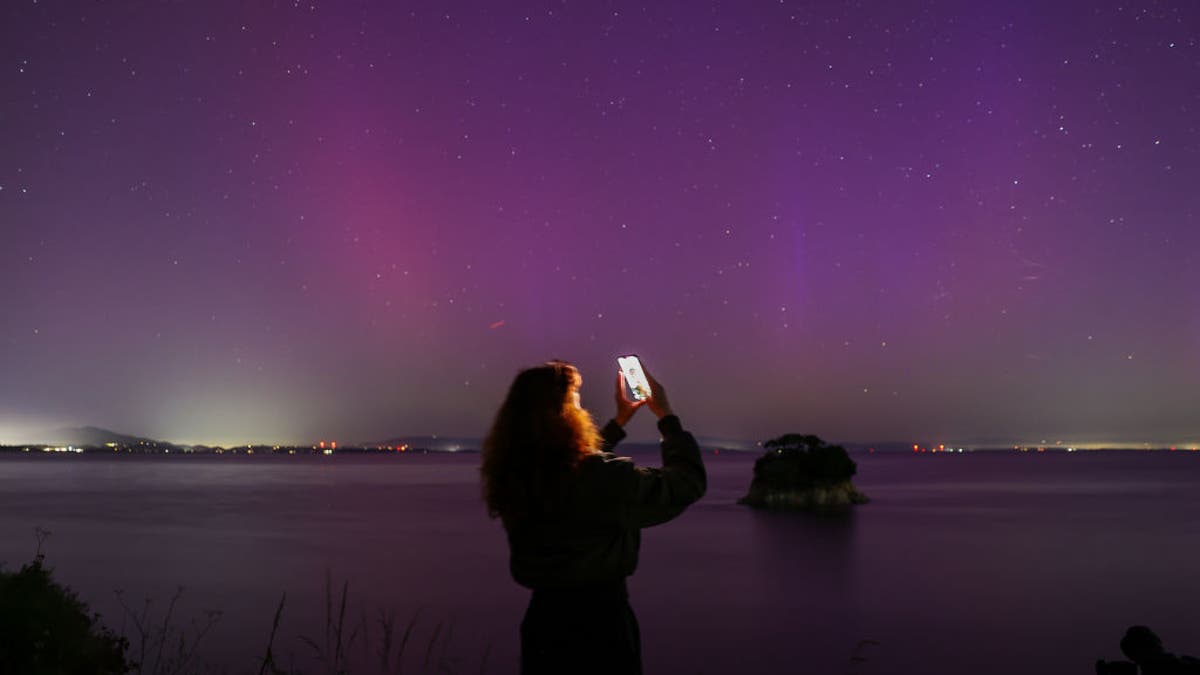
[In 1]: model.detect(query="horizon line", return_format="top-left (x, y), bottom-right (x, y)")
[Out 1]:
top-left (5, 425), bottom-right (1200, 453)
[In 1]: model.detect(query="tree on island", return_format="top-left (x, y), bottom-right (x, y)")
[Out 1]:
top-left (738, 434), bottom-right (869, 512)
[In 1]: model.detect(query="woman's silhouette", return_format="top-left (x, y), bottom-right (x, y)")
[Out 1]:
top-left (481, 360), bottom-right (706, 675)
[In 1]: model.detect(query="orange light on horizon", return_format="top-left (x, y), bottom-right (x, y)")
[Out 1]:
top-left (319, 441), bottom-right (325, 449)
top-left (331, 441), bottom-right (337, 450)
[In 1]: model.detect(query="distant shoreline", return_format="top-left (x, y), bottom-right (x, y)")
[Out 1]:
top-left (3, 444), bottom-right (1198, 456)
top-left (0, 444), bottom-right (477, 456)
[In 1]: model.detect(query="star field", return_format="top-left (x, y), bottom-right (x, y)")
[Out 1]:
top-left (1, 1), bottom-right (1197, 446)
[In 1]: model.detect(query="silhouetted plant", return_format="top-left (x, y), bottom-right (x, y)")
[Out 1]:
top-left (3, 529), bottom-right (488, 675)
top-left (285, 570), bottom-right (473, 675)
top-left (257, 592), bottom-right (288, 675)
top-left (0, 529), bottom-right (131, 675)
top-left (114, 585), bottom-right (223, 675)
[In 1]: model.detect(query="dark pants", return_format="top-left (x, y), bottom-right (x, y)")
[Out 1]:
top-left (520, 580), bottom-right (642, 675)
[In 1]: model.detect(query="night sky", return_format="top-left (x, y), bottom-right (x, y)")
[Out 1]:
top-left (2, 1), bottom-right (1197, 447)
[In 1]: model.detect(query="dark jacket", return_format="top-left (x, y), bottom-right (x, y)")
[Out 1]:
top-left (505, 414), bottom-right (706, 590)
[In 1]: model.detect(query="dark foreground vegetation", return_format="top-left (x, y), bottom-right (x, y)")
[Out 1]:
top-left (0, 550), bottom-right (130, 674)
top-left (1, 531), bottom-right (484, 675)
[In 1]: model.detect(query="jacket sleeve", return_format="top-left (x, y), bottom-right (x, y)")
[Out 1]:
top-left (599, 418), bottom-right (626, 453)
top-left (616, 415), bottom-right (707, 529)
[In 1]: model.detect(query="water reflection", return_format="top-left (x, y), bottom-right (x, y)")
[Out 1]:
top-left (747, 508), bottom-right (858, 591)
top-left (738, 508), bottom-right (864, 672)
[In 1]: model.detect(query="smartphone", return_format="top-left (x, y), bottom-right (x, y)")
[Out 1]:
top-left (617, 355), bottom-right (652, 402)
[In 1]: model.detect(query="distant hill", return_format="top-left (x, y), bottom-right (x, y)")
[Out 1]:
top-left (45, 426), bottom-right (171, 448)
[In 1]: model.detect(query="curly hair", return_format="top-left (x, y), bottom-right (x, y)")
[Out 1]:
top-left (481, 360), bottom-right (603, 522)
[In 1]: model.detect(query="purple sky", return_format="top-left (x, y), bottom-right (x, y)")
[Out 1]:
top-left (2, 1), bottom-right (1197, 447)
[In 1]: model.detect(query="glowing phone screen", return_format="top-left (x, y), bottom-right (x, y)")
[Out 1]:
top-left (617, 355), bottom-right (652, 402)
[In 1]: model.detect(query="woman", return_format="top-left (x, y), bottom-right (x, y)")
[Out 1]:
top-left (481, 360), bottom-right (706, 675)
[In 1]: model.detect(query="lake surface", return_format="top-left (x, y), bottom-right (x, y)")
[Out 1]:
top-left (2, 450), bottom-right (1199, 674)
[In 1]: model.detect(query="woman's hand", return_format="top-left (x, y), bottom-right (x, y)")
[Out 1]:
top-left (614, 371), bottom-right (646, 426)
top-left (643, 367), bottom-right (673, 419)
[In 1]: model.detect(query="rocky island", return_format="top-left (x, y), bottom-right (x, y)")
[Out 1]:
top-left (738, 434), bottom-right (869, 513)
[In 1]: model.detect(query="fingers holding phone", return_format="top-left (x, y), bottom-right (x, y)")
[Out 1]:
top-left (614, 370), bottom-right (645, 426)
top-left (618, 355), bottom-right (672, 419)
top-left (617, 355), bottom-right (651, 402)
top-left (641, 367), bottom-right (673, 419)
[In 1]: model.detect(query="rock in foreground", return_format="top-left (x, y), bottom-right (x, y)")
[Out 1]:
top-left (738, 434), bottom-right (869, 513)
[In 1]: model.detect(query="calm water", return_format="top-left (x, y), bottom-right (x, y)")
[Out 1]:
top-left (2, 450), bottom-right (1199, 674)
